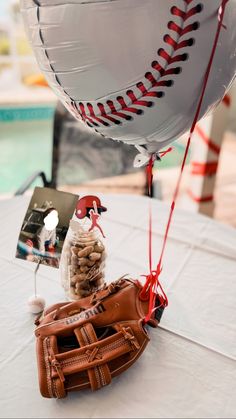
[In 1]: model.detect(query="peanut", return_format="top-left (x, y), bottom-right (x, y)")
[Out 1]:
top-left (77, 241), bottom-right (96, 248)
top-left (78, 258), bottom-right (89, 266)
top-left (80, 265), bottom-right (89, 273)
top-left (71, 273), bottom-right (87, 284)
top-left (76, 280), bottom-right (90, 291)
top-left (71, 255), bottom-right (78, 264)
top-left (70, 275), bottom-right (79, 286)
top-left (87, 260), bottom-right (95, 267)
top-left (78, 246), bottom-right (94, 258)
top-left (89, 252), bottom-right (101, 261)
top-left (71, 246), bottom-right (78, 255)
top-left (94, 242), bottom-right (105, 253)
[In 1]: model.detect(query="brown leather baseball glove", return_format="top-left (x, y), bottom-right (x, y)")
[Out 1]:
top-left (35, 277), bottom-right (165, 398)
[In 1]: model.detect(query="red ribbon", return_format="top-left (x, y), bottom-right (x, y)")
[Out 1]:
top-left (190, 161), bottom-right (219, 176)
top-left (223, 94), bottom-right (231, 107)
top-left (187, 189), bottom-right (214, 204)
top-left (159, 147), bottom-right (173, 158)
top-left (142, 0), bottom-right (229, 323)
top-left (145, 155), bottom-right (155, 197)
top-left (196, 125), bottom-right (221, 155)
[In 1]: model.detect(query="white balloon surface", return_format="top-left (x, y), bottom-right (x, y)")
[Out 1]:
top-left (21, 0), bottom-right (236, 155)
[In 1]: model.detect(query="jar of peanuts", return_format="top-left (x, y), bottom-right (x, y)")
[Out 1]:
top-left (60, 219), bottom-right (106, 300)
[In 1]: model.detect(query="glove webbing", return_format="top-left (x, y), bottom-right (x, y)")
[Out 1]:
top-left (75, 323), bottom-right (111, 390)
top-left (45, 322), bottom-right (140, 397)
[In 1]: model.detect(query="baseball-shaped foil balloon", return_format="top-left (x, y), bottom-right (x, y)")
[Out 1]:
top-left (21, 0), bottom-right (236, 160)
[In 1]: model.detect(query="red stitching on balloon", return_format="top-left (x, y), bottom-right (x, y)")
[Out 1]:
top-left (72, 0), bottom-right (203, 128)
top-left (97, 103), bottom-right (122, 125)
top-left (117, 96), bottom-right (143, 115)
top-left (106, 100), bottom-right (133, 121)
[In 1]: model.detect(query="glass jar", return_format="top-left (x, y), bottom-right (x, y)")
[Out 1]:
top-left (60, 219), bottom-right (106, 300)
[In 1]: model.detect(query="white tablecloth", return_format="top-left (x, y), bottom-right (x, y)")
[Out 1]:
top-left (0, 194), bottom-right (235, 418)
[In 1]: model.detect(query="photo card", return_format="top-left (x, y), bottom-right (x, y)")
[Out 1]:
top-left (16, 187), bottom-right (79, 268)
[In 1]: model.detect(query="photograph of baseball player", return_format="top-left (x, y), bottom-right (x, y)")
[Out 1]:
top-left (16, 186), bottom-right (78, 268)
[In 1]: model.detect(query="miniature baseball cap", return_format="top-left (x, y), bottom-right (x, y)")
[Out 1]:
top-left (76, 196), bottom-right (107, 219)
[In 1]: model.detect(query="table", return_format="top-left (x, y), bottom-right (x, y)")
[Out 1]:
top-left (0, 194), bottom-right (235, 418)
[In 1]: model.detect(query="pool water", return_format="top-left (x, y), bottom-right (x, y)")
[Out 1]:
top-left (154, 142), bottom-right (188, 170)
top-left (0, 107), bottom-right (188, 195)
top-left (0, 119), bottom-right (53, 194)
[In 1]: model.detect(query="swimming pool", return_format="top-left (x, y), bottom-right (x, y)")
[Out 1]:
top-left (0, 105), bottom-right (55, 195)
top-left (0, 104), bottom-right (188, 195)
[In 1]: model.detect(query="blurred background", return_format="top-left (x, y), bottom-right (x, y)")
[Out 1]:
top-left (0, 0), bottom-right (235, 227)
